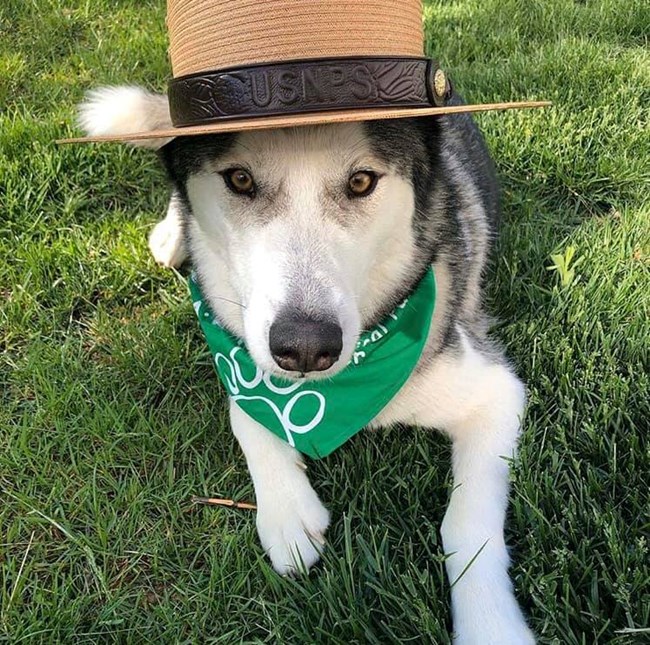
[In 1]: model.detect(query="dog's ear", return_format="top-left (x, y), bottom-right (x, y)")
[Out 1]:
top-left (77, 86), bottom-right (174, 149)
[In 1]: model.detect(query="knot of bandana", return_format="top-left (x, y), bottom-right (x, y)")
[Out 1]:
top-left (189, 269), bottom-right (436, 459)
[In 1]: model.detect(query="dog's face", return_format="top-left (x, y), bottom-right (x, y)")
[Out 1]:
top-left (163, 121), bottom-right (437, 379)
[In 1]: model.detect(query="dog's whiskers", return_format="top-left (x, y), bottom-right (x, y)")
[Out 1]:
top-left (212, 295), bottom-right (247, 309)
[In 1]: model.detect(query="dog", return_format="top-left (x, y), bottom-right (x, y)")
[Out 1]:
top-left (78, 86), bottom-right (534, 644)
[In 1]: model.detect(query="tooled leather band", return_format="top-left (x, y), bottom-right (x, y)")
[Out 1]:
top-left (168, 57), bottom-right (453, 127)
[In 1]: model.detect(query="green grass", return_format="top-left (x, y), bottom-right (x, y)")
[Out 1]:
top-left (1, 0), bottom-right (648, 642)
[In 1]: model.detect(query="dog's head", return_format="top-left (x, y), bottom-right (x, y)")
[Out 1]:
top-left (80, 88), bottom-right (441, 380)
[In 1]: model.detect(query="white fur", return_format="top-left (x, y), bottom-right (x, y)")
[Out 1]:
top-left (230, 402), bottom-right (329, 574)
top-left (79, 87), bottom-right (184, 265)
top-left (229, 321), bottom-right (532, 641)
top-left (80, 86), bottom-right (534, 642)
top-left (148, 195), bottom-right (187, 267)
top-left (372, 328), bottom-right (533, 644)
top-left (78, 86), bottom-right (173, 149)
top-left (184, 125), bottom-right (414, 379)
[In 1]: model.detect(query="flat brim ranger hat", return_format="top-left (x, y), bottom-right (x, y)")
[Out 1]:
top-left (60, 0), bottom-right (549, 144)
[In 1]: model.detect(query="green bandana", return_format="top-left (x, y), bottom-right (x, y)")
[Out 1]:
top-left (189, 269), bottom-right (435, 459)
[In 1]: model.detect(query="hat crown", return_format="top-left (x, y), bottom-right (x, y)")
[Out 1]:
top-left (167, 0), bottom-right (425, 78)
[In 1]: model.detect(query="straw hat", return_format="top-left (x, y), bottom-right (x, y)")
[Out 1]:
top-left (62, 0), bottom-right (548, 144)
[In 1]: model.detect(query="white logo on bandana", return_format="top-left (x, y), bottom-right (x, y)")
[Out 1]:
top-left (214, 346), bottom-right (326, 447)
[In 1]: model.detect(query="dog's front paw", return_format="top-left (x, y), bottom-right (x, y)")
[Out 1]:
top-left (256, 482), bottom-right (330, 575)
top-left (148, 212), bottom-right (186, 268)
top-left (452, 584), bottom-right (535, 645)
top-left (455, 621), bottom-right (534, 645)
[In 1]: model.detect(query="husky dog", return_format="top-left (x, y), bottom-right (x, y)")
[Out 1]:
top-left (79, 87), bottom-right (534, 644)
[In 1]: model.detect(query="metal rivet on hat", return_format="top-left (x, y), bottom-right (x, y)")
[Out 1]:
top-left (433, 68), bottom-right (448, 100)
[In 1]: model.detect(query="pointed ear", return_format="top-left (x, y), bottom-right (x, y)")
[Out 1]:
top-left (77, 86), bottom-right (174, 149)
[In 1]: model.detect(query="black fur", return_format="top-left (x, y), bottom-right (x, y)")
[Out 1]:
top-left (364, 109), bottom-right (499, 345)
top-left (160, 133), bottom-right (236, 193)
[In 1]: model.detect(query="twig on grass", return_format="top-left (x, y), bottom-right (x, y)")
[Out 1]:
top-left (191, 496), bottom-right (257, 510)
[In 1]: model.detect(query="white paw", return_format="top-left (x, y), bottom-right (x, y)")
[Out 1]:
top-left (148, 215), bottom-right (186, 268)
top-left (256, 481), bottom-right (330, 575)
top-left (455, 622), bottom-right (535, 645)
top-left (452, 584), bottom-right (535, 645)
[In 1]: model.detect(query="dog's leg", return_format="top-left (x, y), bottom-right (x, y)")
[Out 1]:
top-left (438, 364), bottom-right (534, 645)
top-left (148, 188), bottom-right (187, 268)
top-left (229, 401), bottom-right (330, 574)
top-left (383, 329), bottom-right (534, 644)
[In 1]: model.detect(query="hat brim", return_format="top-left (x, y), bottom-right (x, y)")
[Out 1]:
top-left (57, 101), bottom-right (551, 144)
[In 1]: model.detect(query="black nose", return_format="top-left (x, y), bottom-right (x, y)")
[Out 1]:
top-left (269, 313), bottom-right (343, 373)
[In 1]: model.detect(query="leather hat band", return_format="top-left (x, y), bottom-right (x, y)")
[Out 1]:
top-left (168, 57), bottom-right (452, 128)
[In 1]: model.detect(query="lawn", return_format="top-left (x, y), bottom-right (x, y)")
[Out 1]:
top-left (1, 0), bottom-right (648, 642)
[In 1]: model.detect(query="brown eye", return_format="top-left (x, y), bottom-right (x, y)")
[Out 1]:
top-left (223, 168), bottom-right (255, 196)
top-left (348, 171), bottom-right (378, 198)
